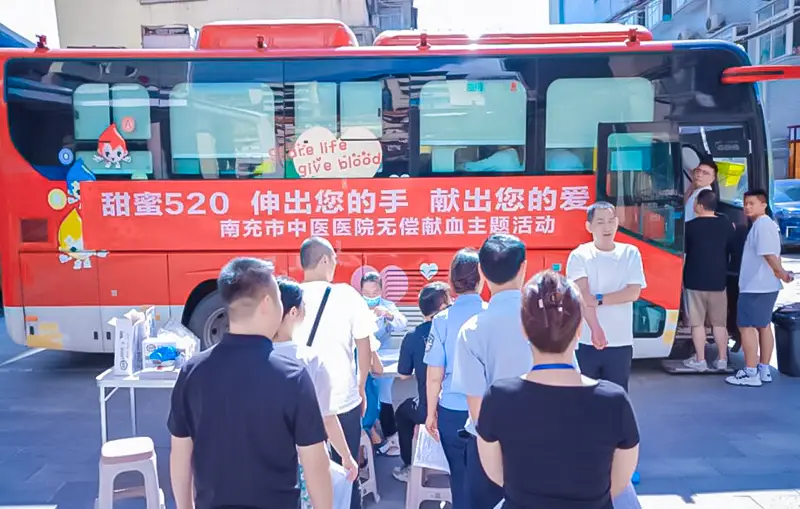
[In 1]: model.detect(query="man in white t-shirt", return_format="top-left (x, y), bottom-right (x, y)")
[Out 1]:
top-left (684, 159), bottom-right (716, 222)
top-left (293, 236), bottom-right (378, 509)
top-left (566, 201), bottom-right (647, 392)
top-left (726, 190), bottom-right (793, 387)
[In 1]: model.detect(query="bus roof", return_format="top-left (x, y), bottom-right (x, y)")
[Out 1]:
top-left (196, 19), bottom-right (359, 50)
top-left (374, 24), bottom-right (653, 46)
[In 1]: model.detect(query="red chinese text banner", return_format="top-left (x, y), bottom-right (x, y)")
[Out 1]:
top-left (80, 176), bottom-right (596, 252)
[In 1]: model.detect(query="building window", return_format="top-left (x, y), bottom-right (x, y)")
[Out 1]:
top-left (757, 0), bottom-right (791, 26)
top-left (758, 25), bottom-right (791, 64)
top-left (645, 0), bottom-right (663, 29)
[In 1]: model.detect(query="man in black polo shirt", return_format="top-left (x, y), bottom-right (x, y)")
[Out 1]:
top-left (168, 257), bottom-right (333, 509)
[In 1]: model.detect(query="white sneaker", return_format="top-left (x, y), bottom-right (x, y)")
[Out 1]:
top-left (682, 357), bottom-right (708, 372)
top-left (758, 364), bottom-right (773, 383)
top-left (392, 465), bottom-right (410, 483)
top-left (713, 359), bottom-right (728, 371)
top-left (377, 434), bottom-right (400, 457)
top-left (725, 369), bottom-right (762, 387)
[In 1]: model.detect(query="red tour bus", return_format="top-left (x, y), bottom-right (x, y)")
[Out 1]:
top-left (0, 20), bottom-right (789, 357)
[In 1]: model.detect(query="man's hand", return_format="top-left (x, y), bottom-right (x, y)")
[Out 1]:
top-left (591, 327), bottom-right (608, 350)
top-left (584, 294), bottom-right (598, 307)
top-left (425, 411), bottom-right (440, 442)
top-left (777, 269), bottom-right (794, 283)
top-left (341, 454), bottom-right (359, 482)
top-left (374, 306), bottom-right (393, 320)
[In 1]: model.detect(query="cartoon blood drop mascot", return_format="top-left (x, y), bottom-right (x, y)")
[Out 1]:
top-left (93, 123), bottom-right (131, 169)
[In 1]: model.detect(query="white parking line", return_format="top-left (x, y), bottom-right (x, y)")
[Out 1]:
top-left (0, 348), bottom-right (44, 367)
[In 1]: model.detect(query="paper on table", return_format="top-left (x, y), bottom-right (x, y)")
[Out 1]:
top-left (412, 426), bottom-right (450, 473)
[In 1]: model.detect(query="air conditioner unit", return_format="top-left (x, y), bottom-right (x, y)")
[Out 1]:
top-left (706, 14), bottom-right (725, 33)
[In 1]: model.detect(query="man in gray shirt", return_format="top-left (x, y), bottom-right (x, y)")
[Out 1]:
top-left (451, 234), bottom-right (531, 509)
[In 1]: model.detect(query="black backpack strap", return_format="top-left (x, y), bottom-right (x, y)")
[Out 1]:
top-left (306, 286), bottom-right (332, 347)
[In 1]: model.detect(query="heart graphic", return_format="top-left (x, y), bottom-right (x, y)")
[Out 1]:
top-left (420, 263), bottom-right (438, 281)
top-left (351, 265), bottom-right (409, 302)
top-left (293, 126), bottom-right (382, 179)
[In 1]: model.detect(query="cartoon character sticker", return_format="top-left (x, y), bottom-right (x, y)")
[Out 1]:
top-left (65, 158), bottom-right (96, 205)
top-left (93, 123), bottom-right (131, 169)
top-left (57, 209), bottom-right (108, 270)
top-left (47, 147), bottom-right (108, 270)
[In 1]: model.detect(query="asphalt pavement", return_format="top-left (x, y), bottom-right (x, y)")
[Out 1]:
top-left (2, 256), bottom-right (800, 508)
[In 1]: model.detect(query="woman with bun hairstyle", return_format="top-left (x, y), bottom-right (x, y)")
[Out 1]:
top-left (475, 270), bottom-right (641, 509)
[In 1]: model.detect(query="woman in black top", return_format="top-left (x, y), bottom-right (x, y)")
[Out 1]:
top-left (476, 270), bottom-right (640, 509)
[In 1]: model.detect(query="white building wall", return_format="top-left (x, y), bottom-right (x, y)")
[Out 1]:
top-left (0, 0), bottom-right (60, 47)
top-left (54, 0), bottom-right (369, 48)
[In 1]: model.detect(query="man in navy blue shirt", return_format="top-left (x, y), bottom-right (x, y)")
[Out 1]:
top-left (168, 257), bottom-right (333, 509)
top-left (392, 281), bottom-right (452, 482)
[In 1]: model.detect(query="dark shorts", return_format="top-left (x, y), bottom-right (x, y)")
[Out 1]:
top-left (737, 292), bottom-right (779, 328)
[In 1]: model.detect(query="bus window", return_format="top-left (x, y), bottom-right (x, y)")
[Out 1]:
top-left (419, 79), bottom-right (526, 174)
top-left (169, 82), bottom-right (278, 179)
top-left (545, 77), bottom-right (655, 173)
top-left (286, 80), bottom-right (385, 179)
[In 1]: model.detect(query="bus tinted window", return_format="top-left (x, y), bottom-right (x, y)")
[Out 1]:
top-left (169, 82), bottom-right (278, 179)
top-left (545, 77), bottom-right (655, 173)
top-left (419, 79), bottom-right (526, 174)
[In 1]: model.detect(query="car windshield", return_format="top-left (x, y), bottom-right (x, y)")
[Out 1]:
top-left (775, 180), bottom-right (800, 203)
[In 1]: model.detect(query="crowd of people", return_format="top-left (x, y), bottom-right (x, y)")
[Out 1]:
top-left (164, 172), bottom-right (792, 509)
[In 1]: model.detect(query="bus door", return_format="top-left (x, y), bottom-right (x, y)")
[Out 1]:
top-left (595, 121), bottom-right (684, 346)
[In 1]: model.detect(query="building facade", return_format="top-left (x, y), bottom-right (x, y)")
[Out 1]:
top-left (550, 0), bottom-right (800, 179)
top-left (0, 0), bottom-right (60, 47)
top-left (53, 0), bottom-right (415, 49)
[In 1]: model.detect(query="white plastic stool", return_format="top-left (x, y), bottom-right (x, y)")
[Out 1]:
top-left (96, 436), bottom-right (164, 509)
top-left (405, 466), bottom-right (452, 509)
top-left (406, 431), bottom-right (451, 509)
top-left (358, 430), bottom-right (380, 503)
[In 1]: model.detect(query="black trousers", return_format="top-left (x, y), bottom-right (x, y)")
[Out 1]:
top-left (576, 344), bottom-right (633, 392)
top-left (395, 398), bottom-right (424, 466)
top-left (332, 405), bottom-right (362, 509)
top-left (379, 402), bottom-right (397, 437)
top-left (465, 434), bottom-right (504, 509)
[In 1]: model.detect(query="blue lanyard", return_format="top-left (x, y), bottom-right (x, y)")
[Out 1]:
top-left (531, 363), bottom-right (575, 371)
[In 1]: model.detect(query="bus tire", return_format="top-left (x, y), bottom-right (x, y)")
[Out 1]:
top-left (187, 291), bottom-right (228, 351)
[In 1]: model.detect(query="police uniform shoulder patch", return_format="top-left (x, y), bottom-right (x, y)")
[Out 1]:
top-left (425, 333), bottom-right (434, 353)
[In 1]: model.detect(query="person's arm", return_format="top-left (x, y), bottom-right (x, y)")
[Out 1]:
top-left (167, 369), bottom-right (194, 509)
top-left (314, 358), bottom-right (357, 481)
top-left (611, 391), bottom-right (640, 498)
top-left (397, 331), bottom-right (414, 381)
top-left (170, 437), bottom-right (195, 509)
top-left (384, 301), bottom-right (408, 332)
top-left (370, 349), bottom-right (385, 375)
top-left (603, 247), bottom-right (646, 305)
top-left (351, 289), bottom-right (379, 415)
top-left (760, 220), bottom-right (792, 282)
top-left (476, 387), bottom-right (503, 487)
top-left (450, 321), bottom-right (487, 424)
top-left (293, 370), bottom-right (332, 509)
top-left (423, 317), bottom-right (447, 440)
top-left (298, 443), bottom-right (333, 509)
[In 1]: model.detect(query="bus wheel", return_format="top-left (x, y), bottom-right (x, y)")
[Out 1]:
top-left (188, 291), bottom-right (228, 351)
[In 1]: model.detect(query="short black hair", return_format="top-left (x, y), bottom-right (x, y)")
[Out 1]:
top-left (299, 236), bottom-right (334, 270)
top-left (276, 276), bottom-right (303, 318)
top-left (217, 258), bottom-right (275, 319)
top-left (478, 234), bottom-right (526, 285)
top-left (697, 156), bottom-right (718, 175)
top-left (360, 271), bottom-right (382, 288)
top-left (744, 189), bottom-right (768, 204)
top-left (587, 201), bottom-right (616, 222)
top-left (450, 247), bottom-right (481, 294)
top-left (419, 281), bottom-right (450, 317)
top-left (695, 189), bottom-right (717, 212)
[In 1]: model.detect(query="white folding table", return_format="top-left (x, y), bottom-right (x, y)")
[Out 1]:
top-left (96, 349), bottom-right (403, 444)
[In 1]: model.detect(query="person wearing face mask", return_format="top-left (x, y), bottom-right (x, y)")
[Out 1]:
top-left (360, 271), bottom-right (408, 456)
top-left (684, 156), bottom-right (719, 222)
top-left (168, 258), bottom-right (332, 509)
top-left (272, 276), bottom-right (359, 506)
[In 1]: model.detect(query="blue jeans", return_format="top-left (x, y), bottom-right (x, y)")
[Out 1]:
top-left (361, 375), bottom-right (380, 432)
top-left (438, 406), bottom-right (469, 509)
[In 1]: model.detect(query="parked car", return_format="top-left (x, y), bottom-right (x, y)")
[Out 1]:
top-left (773, 179), bottom-right (800, 249)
